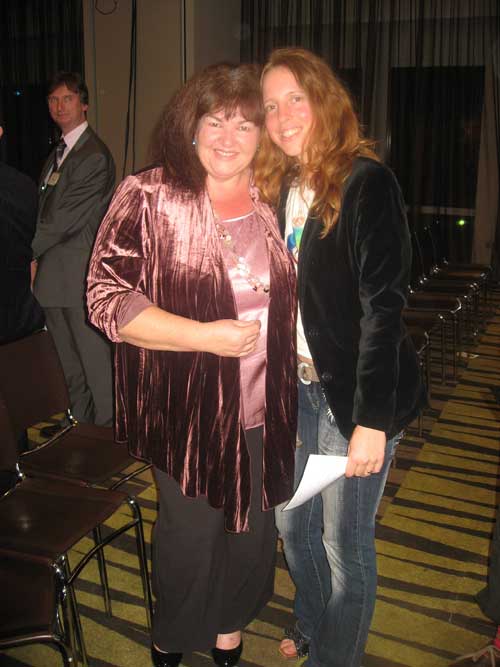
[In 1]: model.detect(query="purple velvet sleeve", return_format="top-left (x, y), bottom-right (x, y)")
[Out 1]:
top-left (87, 175), bottom-right (152, 342)
top-left (115, 293), bottom-right (153, 330)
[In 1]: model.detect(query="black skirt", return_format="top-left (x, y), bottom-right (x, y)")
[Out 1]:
top-left (151, 426), bottom-right (277, 652)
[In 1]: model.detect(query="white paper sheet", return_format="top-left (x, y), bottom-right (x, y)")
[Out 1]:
top-left (282, 455), bottom-right (348, 511)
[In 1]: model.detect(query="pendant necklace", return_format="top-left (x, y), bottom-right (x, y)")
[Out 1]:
top-left (214, 212), bottom-right (270, 294)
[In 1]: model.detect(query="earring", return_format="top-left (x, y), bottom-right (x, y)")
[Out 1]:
top-left (192, 139), bottom-right (196, 146)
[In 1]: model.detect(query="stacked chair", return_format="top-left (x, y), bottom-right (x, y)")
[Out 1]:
top-left (412, 225), bottom-right (481, 341)
top-left (0, 545), bottom-right (74, 666)
top-left (425, 218), bottom-right (492, 312)
top-left (0, 400), bottom-right (76, 666)
top-left (401, 217), bottom-right (493, 435)
top-left (0, 330), bottom-right (153, 666)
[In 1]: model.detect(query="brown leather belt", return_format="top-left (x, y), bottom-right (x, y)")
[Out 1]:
top-left (297, 355), bottom-right (320, 383)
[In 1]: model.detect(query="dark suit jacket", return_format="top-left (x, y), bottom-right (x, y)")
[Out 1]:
top-left (279, 157), bottom-right (426, 440)
top-left (0, 161), bottom-right (45, 343)
top-left (33, 126), bottom-right (115, 307)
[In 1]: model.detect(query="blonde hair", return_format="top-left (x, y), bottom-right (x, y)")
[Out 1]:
top-left (254, 47), bottom-right (378, 236)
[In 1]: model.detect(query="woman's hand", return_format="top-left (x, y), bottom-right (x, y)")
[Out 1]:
top-left (345, 425), bottom-right (386, 478)
top-left (202, 319), bottom-right (261, 357)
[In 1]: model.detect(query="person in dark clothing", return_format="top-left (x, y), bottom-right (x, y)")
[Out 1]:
top-left (32, 72), bottom-right (115, 426)
top-left (255, 47), bottom-right (425, 667)
top-left (0, 121), bottom-right (45, 462)
top-left (0, 123), bottom-right (44, 344)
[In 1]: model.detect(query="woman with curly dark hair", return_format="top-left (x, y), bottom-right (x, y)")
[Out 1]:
top-left (87, 62), bottom-right (297, 667)
top-left (255, 47), bottom-right (425, 667)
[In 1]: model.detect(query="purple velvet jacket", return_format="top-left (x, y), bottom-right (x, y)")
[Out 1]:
top-left (87, 167), bottom-right (297, 532)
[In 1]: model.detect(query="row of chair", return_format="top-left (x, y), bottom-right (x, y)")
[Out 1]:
top-left (0, 330), bottom-right (153, 666)
top-left (402, 218), bottom-right (492, 433)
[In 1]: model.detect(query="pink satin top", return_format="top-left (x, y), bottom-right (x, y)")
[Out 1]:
top-left (219, 210), bottom-right (269, 430)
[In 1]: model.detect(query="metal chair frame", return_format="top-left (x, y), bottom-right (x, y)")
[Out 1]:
top-left (0, 401), bottom-right (153, 667)
top-left (0, 552), bottom-right (75, 667)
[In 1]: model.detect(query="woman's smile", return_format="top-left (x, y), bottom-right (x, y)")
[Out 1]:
top-left (262, 66), bottom-right (313, 158)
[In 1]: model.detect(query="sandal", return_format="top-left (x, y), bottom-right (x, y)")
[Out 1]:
top-left (278, 627), bottom-right (309, 660)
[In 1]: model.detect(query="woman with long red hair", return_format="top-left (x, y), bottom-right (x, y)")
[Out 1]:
top-left (255, 47), bottom-right (425, 667)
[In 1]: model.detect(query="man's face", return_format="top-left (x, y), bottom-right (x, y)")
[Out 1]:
top-left (47, 84), bottom-right (88, 134)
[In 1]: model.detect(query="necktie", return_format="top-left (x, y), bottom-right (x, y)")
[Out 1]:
top-left (54, 137), bottom-right (66, 171)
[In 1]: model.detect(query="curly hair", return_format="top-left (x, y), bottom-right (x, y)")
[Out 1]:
top-left (150, 62), bottom-right (263, 196)
top-left (254, 48), bottom-right (378, 236)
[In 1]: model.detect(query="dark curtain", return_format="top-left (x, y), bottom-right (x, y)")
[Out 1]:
top-left (0, 0), bottom-right (84, 182)
top-left (241, 0), bottom-right (500, 268)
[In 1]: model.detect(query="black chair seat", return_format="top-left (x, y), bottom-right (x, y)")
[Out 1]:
top-left (0, 476), bottom-right (128, 559)
top-left (21, 430), bottom-right (136, 485)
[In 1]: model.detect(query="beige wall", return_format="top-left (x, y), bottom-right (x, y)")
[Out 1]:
top-left (84, 0), bottom-right (242, 177)
top-left (83, 0), bottom-right (184, 176)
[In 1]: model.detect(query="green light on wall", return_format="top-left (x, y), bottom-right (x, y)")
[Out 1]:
top-left (456, 219), bottom-right (467, 227)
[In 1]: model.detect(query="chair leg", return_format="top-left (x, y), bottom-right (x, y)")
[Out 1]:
top-left (451, 315), bottom-right (457, 380)
top-left (93, 526), bottom-right (113, 617)
top-left (465, 294), bottom-right (474, 341)
top-left (55, 584), bottom-right (77, 667)
top-left (127, 497), bottom-right (153, 630)
top-left (440, 318), bottom-right (446, 383)
top-left (58, 562), bottom-right (79, 666)
top-left (473, 288), bottom-right (480, 335)
top-left (54, 638), bottom-right (73, 667)
top-left (61, 555), bottom-right (89, 667)
top-left (425, 341), bottom-right (432, 406)
top-left (418, 346), bottom-right (428, 437)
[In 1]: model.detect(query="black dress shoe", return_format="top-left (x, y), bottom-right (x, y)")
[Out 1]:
top-left (211, 641), bottom-right (243, 667)
top-left (151, 644), bottom-right (183, 667)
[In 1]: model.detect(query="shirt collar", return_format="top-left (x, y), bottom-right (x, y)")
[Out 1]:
top-left (61, 121), bottom-right (88, 152)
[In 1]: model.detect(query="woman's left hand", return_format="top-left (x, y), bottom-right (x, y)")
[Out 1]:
top-left (345, 425), bottom-right (386, 478)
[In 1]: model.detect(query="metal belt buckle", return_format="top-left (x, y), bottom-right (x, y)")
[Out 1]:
top-left (298, 361), bottom-right (312, 385)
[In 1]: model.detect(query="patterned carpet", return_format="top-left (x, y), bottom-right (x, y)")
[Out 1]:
top-left (3, 299), bottom-right (500, 667)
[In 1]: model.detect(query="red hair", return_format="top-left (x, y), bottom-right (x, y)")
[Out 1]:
top-left (254, 48), bottom-right (377, 235)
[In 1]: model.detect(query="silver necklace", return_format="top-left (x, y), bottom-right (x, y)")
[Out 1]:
top-left (214, 214), bottom-right (270, 293)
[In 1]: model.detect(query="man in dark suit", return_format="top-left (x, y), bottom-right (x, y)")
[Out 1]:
top-left (32, 72), bottom-right (115, 426)
top-left (0, 122), bottom-right (45, 344)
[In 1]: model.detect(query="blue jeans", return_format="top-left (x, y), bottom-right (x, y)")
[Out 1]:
top-left (275, 381), bottom-right (401, 667)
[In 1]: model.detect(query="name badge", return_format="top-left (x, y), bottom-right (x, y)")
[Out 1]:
top-left (47, 171), bottom-right (60, 186)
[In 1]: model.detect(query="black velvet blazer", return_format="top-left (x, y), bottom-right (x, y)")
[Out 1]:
top-left (279, 157), bottom-right (426, 439)
top-left (0, 161), bottom-right (44, 344)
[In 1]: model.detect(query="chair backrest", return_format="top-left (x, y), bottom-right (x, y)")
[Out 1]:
top-left (0, 330), bottom-right (69, 439)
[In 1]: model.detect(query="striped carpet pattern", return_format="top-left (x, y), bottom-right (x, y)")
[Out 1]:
top-left (3, 304), bottom-right (500, 667)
